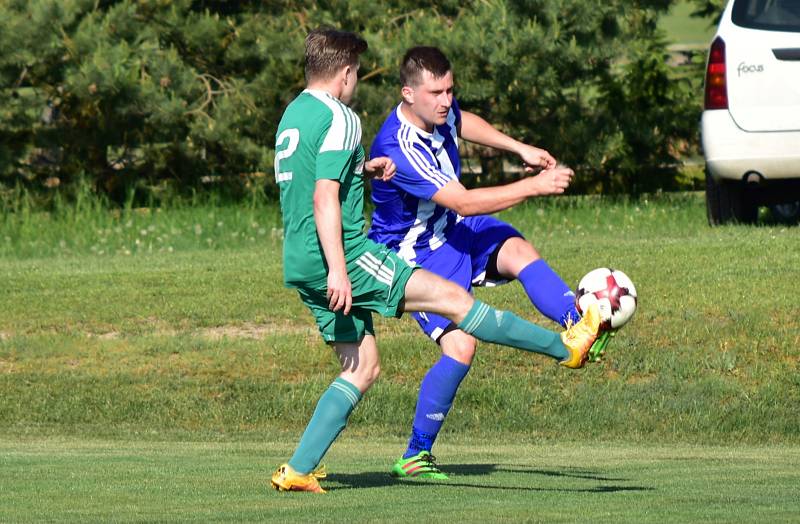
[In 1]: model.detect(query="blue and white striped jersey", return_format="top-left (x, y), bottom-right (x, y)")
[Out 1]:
top-left (368, 99), bottom-right (462, 263)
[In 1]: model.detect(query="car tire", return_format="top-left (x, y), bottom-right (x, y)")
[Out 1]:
top-left (705, 169), bottom-right (758, 225)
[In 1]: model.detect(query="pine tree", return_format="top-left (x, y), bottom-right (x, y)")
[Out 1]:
top-left (0, 0), bottom-right (697, 201)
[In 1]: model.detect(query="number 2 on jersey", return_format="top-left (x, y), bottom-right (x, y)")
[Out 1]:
top-left (274, 128), bottom-right (299, 183)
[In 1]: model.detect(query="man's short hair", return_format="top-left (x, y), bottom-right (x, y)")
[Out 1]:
top-left (400, 46), bottom-right (451, 87)
top-left (304, 28), bottom-right (368, 82)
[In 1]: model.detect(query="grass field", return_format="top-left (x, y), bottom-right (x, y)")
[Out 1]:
top-left (660, 0), bottom-right (717, 47)
top-left (2, 439), bottom-right (799, 522)
top-left (1, 192), bottom-right (799, 520)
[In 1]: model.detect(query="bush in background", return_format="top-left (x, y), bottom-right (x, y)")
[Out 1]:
top-left (1, 0), bottom-right (707, 204)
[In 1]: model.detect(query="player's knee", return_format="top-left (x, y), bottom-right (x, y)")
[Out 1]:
top-left (361, 358), bottom-right (382, 385)
top-left (440, 280), bottom-right (472, 314)
top-left (497, 237), bottom-right (541, 277)
top-left (508, 236), bottom-right (539, 258)
top-left (343, 361), bottom-right (380, 392)
top-left (441, 331), bottom-right (477, 365)
top-left (366, 362), bottom-right (381, 385)
top-left (449, 342), bottom-right (475, 364)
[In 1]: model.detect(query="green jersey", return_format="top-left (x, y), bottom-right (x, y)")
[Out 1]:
top-left (274, 89), bottom-right (367, 288)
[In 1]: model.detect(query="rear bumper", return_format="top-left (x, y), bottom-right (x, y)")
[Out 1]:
top-left (701, 110), bottom-right (800, 181)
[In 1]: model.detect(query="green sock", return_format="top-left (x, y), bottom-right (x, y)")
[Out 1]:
top-left (457, 299), bottom-right (568, 361)
top-left (288, 377), bottom-right (362, 474)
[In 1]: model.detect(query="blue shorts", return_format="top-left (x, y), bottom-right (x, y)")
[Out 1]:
top-left (411, 215), bottom-right (522, 342)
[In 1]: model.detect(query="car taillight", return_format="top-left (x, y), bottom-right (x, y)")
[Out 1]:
top-left (705, 37), bottom-right (728, 110)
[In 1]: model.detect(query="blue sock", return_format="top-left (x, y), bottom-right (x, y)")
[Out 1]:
top-left (288, 378), bottom-right (362, 474)
top-left (404, 355), bottom-right (470, 458)
top-left (518, 259), bottom-right (580, 327)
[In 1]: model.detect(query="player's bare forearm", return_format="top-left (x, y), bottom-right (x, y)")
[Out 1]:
top-left (443, 182), bottom-right (531, 216)
top-left (459, 111), bottom-right (556, 170)
top-left (459, 111), bottom-right (519, 151)
top-left (433, 177), bottom-right (539, 216)
top-left (433, 166), bottom-right (574, 216)
top-left (313, 179), bottom-right (352, 314)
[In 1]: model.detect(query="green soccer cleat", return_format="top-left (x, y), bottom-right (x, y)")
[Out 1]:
top-left (588, 329), bottom-right (616, 362)
top-left (391, 451), bottom-right (449, 480)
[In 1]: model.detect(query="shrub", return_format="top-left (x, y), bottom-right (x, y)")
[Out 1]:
top-left (0, 0), bottom-right (700, 202)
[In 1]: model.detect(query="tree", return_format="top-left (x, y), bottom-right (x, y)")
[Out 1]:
top-left (0, 0), bottom-right (700, 202)
top-left (689, 0), bottom-right (727, 20)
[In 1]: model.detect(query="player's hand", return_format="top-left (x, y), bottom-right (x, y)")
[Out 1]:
top-left (531, 165), bottom-right (574, 195)
top-left (326, 268), bottom-right (353, 315)
top-left (364, 156), bottom-right (396, 181)
top-left (517, 144), bottom-right (557, 172)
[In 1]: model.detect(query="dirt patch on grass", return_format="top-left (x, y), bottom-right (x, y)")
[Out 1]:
top-left (200, 322), bottom-right (315, 340)
top-left (2, 321), bottom-right (315, 341)
top-left (84, 321), bottom-right (315, 340)
top-left (0, 358), bottom-right (15, 373)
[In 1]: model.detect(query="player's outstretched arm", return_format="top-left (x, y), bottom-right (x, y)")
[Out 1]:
top-left (459, 110), bottom-right (556, 172)
top-left (432, 165), bottom-right (574, 216)
top-left (313, 179), bottom-right (352, 314)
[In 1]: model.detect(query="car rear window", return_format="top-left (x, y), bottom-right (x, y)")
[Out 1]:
top-left (732, 0), bottom-right (800, 32)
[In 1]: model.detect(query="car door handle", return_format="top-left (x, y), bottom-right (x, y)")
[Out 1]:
top-left (772, 48), bottom-right (800, 61)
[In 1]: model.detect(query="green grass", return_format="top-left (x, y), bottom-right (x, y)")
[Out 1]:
top-left (0, 191), bottom-right (282, 259)
top-left (2, 438), bottom-right (799, 522)
top-left (1, 192), bottom-right (798, 444)
top-left (660, 0), bottom-right (718, 47)
top-left (1, 193), bottom-right (799, 519)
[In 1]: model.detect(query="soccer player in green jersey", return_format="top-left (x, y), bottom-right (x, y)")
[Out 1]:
top-left (270, 28), bottom-right (602, 494)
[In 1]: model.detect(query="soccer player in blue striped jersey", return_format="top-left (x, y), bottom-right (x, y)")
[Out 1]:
top-left (271, 32), bottom-right (601, 494)
top-left (368, 46), bottom-right (603, 479)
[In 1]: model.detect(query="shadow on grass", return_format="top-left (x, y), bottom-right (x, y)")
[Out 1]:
top-left (453, 463), bottom-right (629, 482)
top-left (326, 463), bottom-right (654, 493)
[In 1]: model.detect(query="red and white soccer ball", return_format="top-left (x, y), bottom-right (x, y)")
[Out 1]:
top-left (575, 268), bottom-right (638, 330)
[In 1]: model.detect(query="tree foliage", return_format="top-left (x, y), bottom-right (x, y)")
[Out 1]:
top-left (0, 0), bottom-right (700, 202)
top-left (689, 0), bottom-right (727, 20)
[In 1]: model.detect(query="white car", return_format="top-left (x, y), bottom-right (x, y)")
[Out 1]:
top-left (701, 0), bottom-right (800, 224)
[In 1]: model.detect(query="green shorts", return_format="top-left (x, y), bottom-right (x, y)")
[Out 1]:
top-left (296, 238), bottom-right (417, 343)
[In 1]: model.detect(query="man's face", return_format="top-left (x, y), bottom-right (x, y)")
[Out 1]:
top-left (340, 63), bottom-right (360, 105)
top-left (405, 70), bottom-right (454, 130)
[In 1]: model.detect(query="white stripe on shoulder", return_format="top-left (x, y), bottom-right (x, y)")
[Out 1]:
top-left (397, 125), bottom-right (450, 187)
top-left (332, 96), bottom-right (362, 150)
top-left (447, 107), bottom-right (459, 146)
top-left (400, 125), bottom-right (448, 185)
top-left (306, 90), bottom-right (359, 152)
top-left (340, 97), bottom-right (361, 150)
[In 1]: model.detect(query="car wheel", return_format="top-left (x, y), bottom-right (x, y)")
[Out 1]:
top-left (769, 201), bottom-right (800, 224)
top-left (705, 169), bottom-right (757, 225)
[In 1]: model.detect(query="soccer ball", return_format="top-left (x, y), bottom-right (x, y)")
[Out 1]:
top-left (575, 268), bottom-right (638, 330)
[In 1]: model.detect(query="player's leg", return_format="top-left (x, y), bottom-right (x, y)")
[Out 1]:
top-left (281, 337), bottom-right (377, 468)
top-left (335, 333), bottom-right (381, 392)
top-left (272, 290), bottom-right (377, 494)
top-left (401, 268), bottom-right (599, 366)
top-left (492, 234), bottom-right (617, 359)
top-left (468, 215), bottom-right (578, 328)
top-left (392, 242), bottom-right (475, 475)
top-left (272, 334), bottom-right (378, 493)
top-left (492, 236), bottom-right (612, 356)
top-left (392, 327), bottom-right (474, 479)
